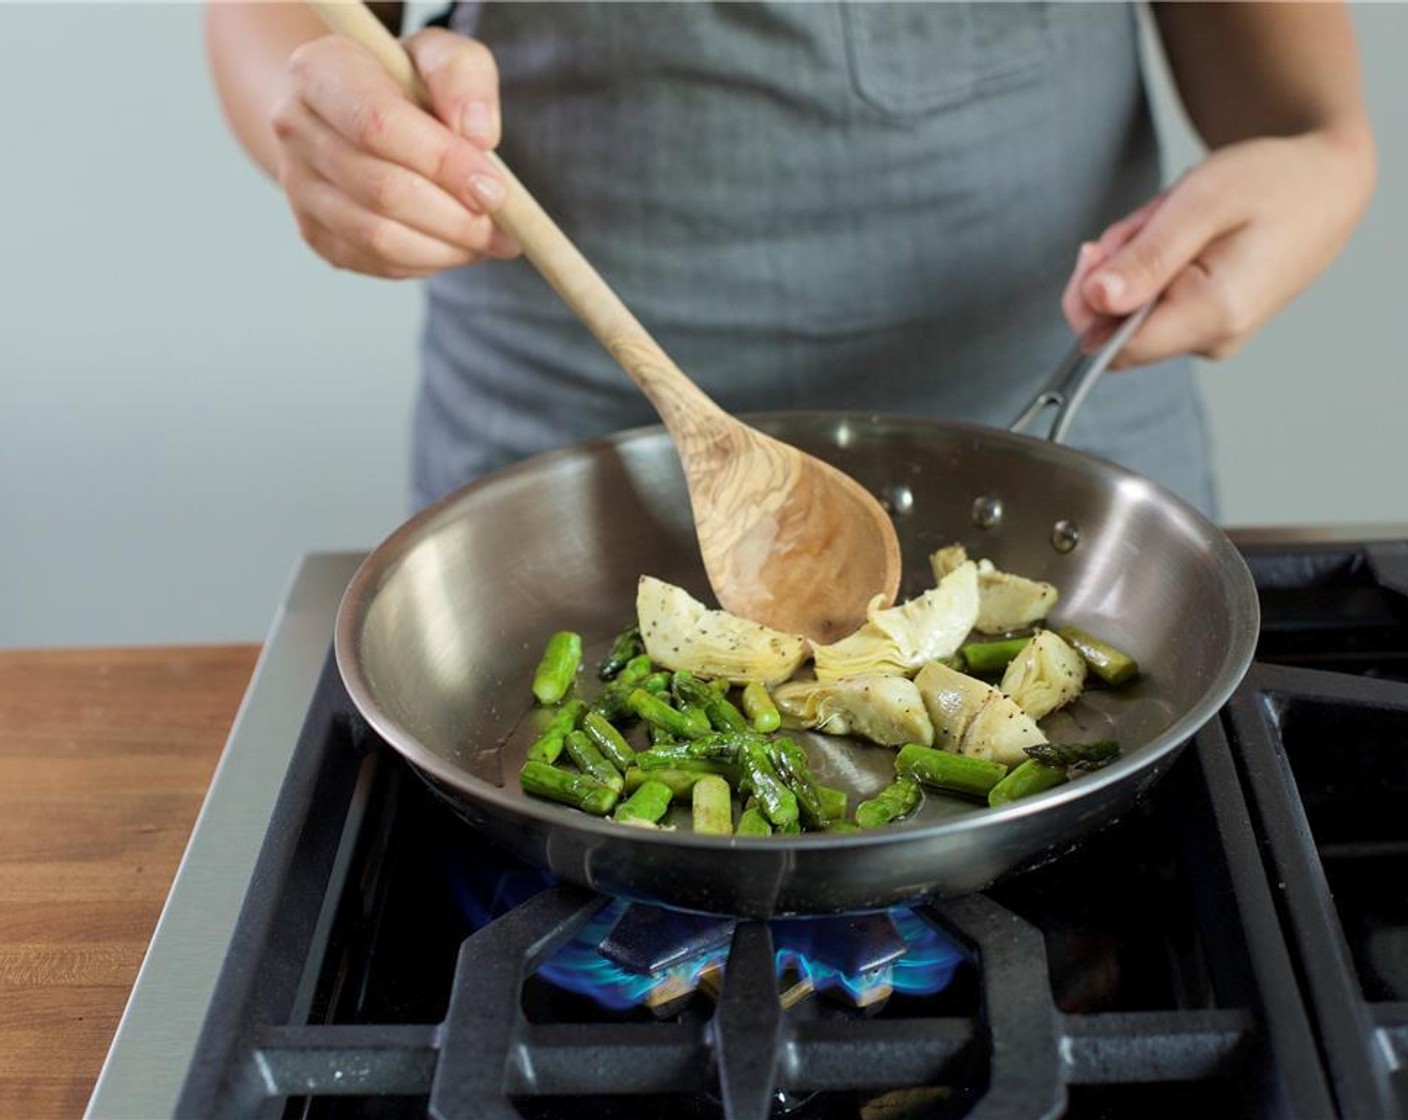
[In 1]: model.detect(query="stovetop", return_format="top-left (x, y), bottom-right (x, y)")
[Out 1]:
top-left (87, 531), bottom-right (1408, 1120)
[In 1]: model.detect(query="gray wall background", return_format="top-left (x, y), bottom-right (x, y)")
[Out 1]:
top-left (2, 3), bottom-right (1405, 648)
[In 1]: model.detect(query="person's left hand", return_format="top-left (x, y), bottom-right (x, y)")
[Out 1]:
top-left (1061, 129), bottom-right (1375, 369)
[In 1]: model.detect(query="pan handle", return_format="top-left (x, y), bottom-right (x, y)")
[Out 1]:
top-left (1009, 303), bottom-right (1154, 444)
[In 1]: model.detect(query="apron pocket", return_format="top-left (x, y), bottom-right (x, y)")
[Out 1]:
top-left (842, 1), bottom-right (1052, 116)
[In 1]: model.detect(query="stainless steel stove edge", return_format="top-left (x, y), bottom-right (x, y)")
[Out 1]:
top-left (82, 522), bottom-right (1408, 1117)
top-left (85, 552), bottom-right (366, 1120)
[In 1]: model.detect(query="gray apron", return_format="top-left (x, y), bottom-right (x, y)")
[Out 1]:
top-left (415, 1), bottom-right (1216, 515)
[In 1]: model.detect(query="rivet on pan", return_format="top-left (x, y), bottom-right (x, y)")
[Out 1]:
top-left (972, 495), bottom-right (1003, 530)
top-left (880, 484), bottom-right (914, 518)
top-left (1051, 519), bottom-right (1080, 553)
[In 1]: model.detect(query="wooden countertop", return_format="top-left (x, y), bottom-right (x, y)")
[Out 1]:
top-left (0, 644), bottom-right (260, 1119)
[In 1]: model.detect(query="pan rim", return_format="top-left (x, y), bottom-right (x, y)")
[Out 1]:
top-left (335, 411), bottom-right (1260, 853)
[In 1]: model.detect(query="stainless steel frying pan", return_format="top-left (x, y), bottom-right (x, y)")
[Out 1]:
top-left (336, 322), bottom-right (1258, 917)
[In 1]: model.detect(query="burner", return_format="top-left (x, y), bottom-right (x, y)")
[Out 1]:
top-left (146, 537), bottom-right (1408, 1120)
top-left (518, 899), bottom-right (961, 1016)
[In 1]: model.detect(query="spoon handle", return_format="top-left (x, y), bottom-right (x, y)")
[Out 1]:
top-left (307, 2), bottom-right (720, 431)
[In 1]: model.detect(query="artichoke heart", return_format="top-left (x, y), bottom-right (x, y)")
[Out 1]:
top-left (930, 545), bottom-right (1058, 635)
top-left (773, 675), bottom-right (935, 747)
top-left (1000, 630), bottom-right (1087, 721)
top-left (914, 659), bottom-right (1047, 767)
top-left (812, 561), bottom-right (979, 681)
top-left (913, 659), bottom-right (991, 750)
top-left (636, 576), bottom-right (808, 686)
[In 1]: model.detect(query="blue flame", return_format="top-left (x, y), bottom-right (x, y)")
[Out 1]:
top-left (780, 910), bottom-right (963, 1001)
top-left (442, 846), bottom-right (963, 1013)
top-left (535, 899), bottom-right (729, 1010)
top-left (536, 904), bottom-right (962, 1011)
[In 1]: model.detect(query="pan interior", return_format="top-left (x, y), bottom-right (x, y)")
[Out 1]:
top-left (343, 415), bottom-right (1255, 832)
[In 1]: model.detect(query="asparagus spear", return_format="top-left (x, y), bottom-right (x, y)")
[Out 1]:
top-left (740, 681), bottom-right (782, 733)
top-left (736, 804), bottom-right (773, 836)
top-left (628, 688), bottom-right (712, 740)
top-left (856, 778), bottom-right (923, 829)
top-left (691, 774), bottom-right (734, 835)
top-left (895, 743), bottom-right (1008, 799)
top-left (649, 722), bottom-right (677, 748)
top-left (739, 740), bottom-right (800, 829)
top-left (816, 784), bottom-right (848, 823)
top-left (988, 759), bottom-right (1067, 806)
top-left (590, 655), bottom-right (655, 719)
top-left (624, 766), bottom-right (701, 798)
top-left (525, 699), bottom-right (587, 765)
top-left (632, 753), bottom-right (738, 781)
top-left (959, 636), bottom-right (1031, 675)
top-left (669, 670), bottom-right (716, 735)
top-left (768, 738), bottom-right (832, 828)
top-left (614, 779), bottom-right (674, 825)
top-left (634, 733), bottom-right (749, 765)
top-left (582, 710), bottom-right (635, 772)
top-left (826, 819), bottom-right (862, 834)
top-left (1056, 626), bottom-right (1140, 686)
top-left (598, 625), bottom-right (645, 680)
top-left (532, 631), bottom-right (583, 705)
top-left (564, 730), bottom-right (624, 792)
top-left (1024, 740), bottom-right (1121, 771)
top-left (705, 692), bottom-right (750, 733)
top-left (520, 760), bottom-right (618, 815)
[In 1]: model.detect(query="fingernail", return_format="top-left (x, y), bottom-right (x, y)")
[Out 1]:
top-left (461, 100), bottom-right (495, 141)
top-left (469, 174), bottom-right (504, 208)
top-left (1090, 270), bottom-right (1126, 304)
top-left (1078, 241), bottom-right (1099, 262)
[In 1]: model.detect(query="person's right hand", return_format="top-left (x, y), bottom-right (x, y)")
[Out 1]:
top-left (271, 27), bottom-right (520, 279)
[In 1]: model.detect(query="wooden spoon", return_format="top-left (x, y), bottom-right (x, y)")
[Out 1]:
top-left (310, 3), bottom-right (901, 641)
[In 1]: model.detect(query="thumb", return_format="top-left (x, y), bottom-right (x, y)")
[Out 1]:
top-left (1082, 173), bottom-right (1240, 318)
top-left (404, 28), bottom-right (501, 151)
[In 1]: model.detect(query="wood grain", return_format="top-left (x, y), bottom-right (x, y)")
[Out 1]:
top-left (0, 645), bottom-right (258, 1120)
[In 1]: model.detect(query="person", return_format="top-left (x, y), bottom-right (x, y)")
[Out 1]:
top-left (206, 2), bottom-right (1375, 515)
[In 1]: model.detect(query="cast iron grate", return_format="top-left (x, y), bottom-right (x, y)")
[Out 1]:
top-left (1224, 539), bottom-right (1408, 1119)
top-left (176, 651), bottom-right (1331, 1119)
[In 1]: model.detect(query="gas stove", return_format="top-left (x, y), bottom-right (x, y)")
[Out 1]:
top-left (87, 530), bottom-right (1408, 1119)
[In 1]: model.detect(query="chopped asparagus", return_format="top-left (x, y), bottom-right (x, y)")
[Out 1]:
top-left (768, 738), bottom-right (832, 828)
top-left (623, 766), bottom-right (700, 798)
top-left (705, 693), bottom-right (750, 734)
top-left (582, 710), bottom-right (635, 772)
top-left (816, 784), bottom-right (848, 823)
top-left (525, 699), bottom-right (586, 765)
top-left (599, 625), bottom-right (645, 680)
top-left (632, 751), bottom-right (736, 775)
top-left (1056, 626), bottom-right (1140, 686)
top-left (741, 681), bottom-right (782, 733)
top-left (895, 743), bottom-right (1008, 799)
top-left (739, 740), bottom-right (800, 829)
top-left (988, 759), bottom-right (1067, 806)
top-left (614, 779), bottom-right (674, 825)
top-left (1024, 740), bottom-right (1121, 771)
top-left (856, 778), bottom-right (923, 829)
top-left (520, 760), bottom-right (618, 815)
top-left (692, 774), bottom-right (733, 835)
top-left (736, 805), bottom-right (773, 836)
top-left (959, 636), bottom-right (1031, 675)
top-left (564, 729), bottom-right (624, 792)
top-left (532, 631), bottom-right (583, 705)
top-left (627, 688), bottom-right (711, 740)
top-left (590, 655), bottom-right (655, 719)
